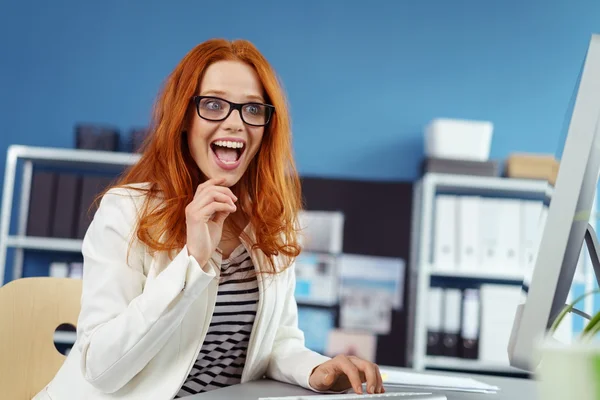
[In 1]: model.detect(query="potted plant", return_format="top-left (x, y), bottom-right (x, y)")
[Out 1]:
top-left (537, 289), bottom-right (600, 400)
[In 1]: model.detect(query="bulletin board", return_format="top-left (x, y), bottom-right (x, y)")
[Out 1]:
top-left (300, 176), bottom-right (414, 367)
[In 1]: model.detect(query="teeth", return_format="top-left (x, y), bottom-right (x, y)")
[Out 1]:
top-left (213, 140), bottom-right (244, 149)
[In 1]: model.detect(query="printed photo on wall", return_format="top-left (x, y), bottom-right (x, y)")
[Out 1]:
top-left (325, 329), bottom-right (377, 363)
top-left (297, 210), bottom-right (345, 254)
top-left (297, 307), bottom-right (336, 354)
top-left (338, 254), bottom-right (405, 334)
top-left (294, 252), bottom-right (339, 306)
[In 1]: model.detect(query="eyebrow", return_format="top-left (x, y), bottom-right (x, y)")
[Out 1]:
top-left (200, 90), bottom-right (265, 103)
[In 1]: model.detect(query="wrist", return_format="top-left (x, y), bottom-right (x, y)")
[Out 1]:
top-left (185, 245), bottom-right (208, 267)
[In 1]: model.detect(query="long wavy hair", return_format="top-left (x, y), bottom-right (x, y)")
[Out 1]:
top-left (111, 39), bottom-right (302, 274)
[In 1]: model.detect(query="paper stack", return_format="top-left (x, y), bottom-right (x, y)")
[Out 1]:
top-left (379, 368), bottom-right (500, 394)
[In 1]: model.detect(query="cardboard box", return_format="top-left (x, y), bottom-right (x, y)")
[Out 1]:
top-left (504, 153), bottom-right (559, 185)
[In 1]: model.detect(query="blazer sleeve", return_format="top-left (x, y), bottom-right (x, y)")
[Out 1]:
top-left (76, 187), bottom-right (217, 393)
top-left (265, 263), bottom-right (331, 390)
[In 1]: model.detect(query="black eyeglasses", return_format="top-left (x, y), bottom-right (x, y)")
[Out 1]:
top-left (192, 95), bottom-right (275, 127)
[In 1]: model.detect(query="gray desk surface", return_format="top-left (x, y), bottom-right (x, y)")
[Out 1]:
top-left (189, 367), bottom-right (537, 400)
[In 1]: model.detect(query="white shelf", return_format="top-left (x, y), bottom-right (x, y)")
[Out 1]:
top-left (425, 356), bottom-right (524, 374)
top-left (424, 173), bottom-right (553, 199)
top-left (53, 331), bottom-right (77, 344)
top-left (427, 265), bottom-right (525, 282)
top-left (6, 144), bottom-right (140, 168)
top-left (5, 236), bottom-right (83, 252)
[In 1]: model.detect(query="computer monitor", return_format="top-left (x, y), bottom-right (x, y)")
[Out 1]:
top-left (508, 33), bottom-right (600, 371)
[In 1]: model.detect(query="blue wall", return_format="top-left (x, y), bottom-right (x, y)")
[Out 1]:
top-left (1, 0), bottom-right (599, 191)
top-left (2, 0), bottom-right (600, 335)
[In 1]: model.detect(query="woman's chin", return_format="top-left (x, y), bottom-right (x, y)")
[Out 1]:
top-left (199, 161), bottom-right (246, 187)
top-left (207, 172), bottom-right (240, 187)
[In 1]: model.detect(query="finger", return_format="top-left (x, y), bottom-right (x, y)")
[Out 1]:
top-left (202, 201), bottom-right (237, 220)
top-left (193, 191), bottom-right (236, 210)
top-left (185, 201), bottom-right (234, 224)
top-left (336, 356), bottom-right (363, 394)
top-left (375, 364), bottom-right (384, 393)
top-left (196, 185), bottom-right (238, 203)
top-left (212, 209), bottom-right (231, 225)
top-left (194, 178), bottom-right (228, 199)
top-left (195, 177), bottom-right (226, 193)
top-left (194, 179), bottom-right (231, 201)
top-left (208, 186), bottom-right (238, 203)
top-left (349, 357), bottom-right (377, 394)
top-left (186, 193), bottom-right (235, 223)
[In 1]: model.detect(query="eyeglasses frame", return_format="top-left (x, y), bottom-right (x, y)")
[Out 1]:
top-left (192, 95), bottom-right (275, 127)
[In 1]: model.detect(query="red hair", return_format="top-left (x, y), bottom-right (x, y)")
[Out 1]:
top-left (112, 39), bottom-right (302, 274)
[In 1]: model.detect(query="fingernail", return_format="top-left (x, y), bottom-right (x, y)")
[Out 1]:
top-left (369, 386), bottom-right (375, 394)
top-left (356, 386), bottom-right (363, 394)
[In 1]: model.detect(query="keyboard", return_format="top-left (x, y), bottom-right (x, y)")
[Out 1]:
top-left (258, 391), bottom-right (446, 400)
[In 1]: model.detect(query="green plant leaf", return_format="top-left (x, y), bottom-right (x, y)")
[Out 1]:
top-left (583, 310), bottom-right (600, 338)
top-left (583, 320), bottom-right (600, 341)
top-left (549, 288), bottom-right (600, 334)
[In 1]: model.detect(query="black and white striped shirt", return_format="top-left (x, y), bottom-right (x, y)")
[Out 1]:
top-left (175, 244), bottom-right (258, 397)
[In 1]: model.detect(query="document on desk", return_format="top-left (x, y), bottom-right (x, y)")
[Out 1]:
top-left (380, 368), bottom-right (500, 394)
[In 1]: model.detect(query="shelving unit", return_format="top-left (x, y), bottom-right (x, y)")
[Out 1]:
top-left (5, 236), bottom-right (83, 252)
top-left (408, 172), bottom-right (555, 374)
top-left (0, 145), bottom-right (140, 285)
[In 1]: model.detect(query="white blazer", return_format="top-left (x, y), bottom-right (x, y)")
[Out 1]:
top-left (34, 185), bottom-right (330, 399)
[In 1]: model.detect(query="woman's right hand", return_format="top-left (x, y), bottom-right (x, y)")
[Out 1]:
top-left (185, 178), bottom-right (237, 266)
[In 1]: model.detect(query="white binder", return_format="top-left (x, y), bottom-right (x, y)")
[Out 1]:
top-left (479, 284), bottom-right (521, 364)
top-left (457, 196), bottom-right (480, 272)
top-left (461, 288), bottom-right (480, 342)
top-left (519, 200), bottom-right (544, 272)
top-left (478, 197), bottom-right (501, 272)
top-left (441, 288), bottom-right (462, 356)
top-left (433, 195), bottom-right (457, 271)
top-left (427, 286), bottom-right (443, 333)
top-left (497, 199), bottom-right (521, 273)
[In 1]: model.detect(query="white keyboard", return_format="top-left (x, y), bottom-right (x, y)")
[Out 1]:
top-left (259, 391), bottom-right (445, 400)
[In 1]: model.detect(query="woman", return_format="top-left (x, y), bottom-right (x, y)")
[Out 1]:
top-left (35, 38), bottom-right (384, 399)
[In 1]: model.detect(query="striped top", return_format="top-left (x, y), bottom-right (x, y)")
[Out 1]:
top-left (175, 244), bottom-right (258, 398)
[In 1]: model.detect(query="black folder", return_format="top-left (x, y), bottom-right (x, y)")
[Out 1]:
top-left (26, 171), bottom-right (58, 237)
top-left (76, 175), bottom-right (114, 239)
top-left (51, 173), bottom-right (82, 238)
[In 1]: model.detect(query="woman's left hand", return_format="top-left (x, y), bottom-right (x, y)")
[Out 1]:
top-left (308, 354), bottom-right (385, 394)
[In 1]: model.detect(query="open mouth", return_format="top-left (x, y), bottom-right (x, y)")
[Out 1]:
top-left (210, 139), bottom-right (246, 165)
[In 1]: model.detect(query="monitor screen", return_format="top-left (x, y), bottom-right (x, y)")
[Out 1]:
top-left (508, 33), bottom-right (600, 372)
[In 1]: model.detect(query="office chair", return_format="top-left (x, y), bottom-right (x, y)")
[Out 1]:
top-left (0, 277), bottom-right (82, 399)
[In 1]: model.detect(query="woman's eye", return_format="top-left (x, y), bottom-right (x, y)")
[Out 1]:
top-left (244, 105), bottom-right (261, 115)
top-left (205, 101), bottom-right (222, 110)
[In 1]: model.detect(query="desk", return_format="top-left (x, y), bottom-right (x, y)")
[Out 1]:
top-left (189, 368), bottom-right (537, 400)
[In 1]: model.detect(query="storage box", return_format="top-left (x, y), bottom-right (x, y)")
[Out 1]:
top-left (504, 153), bottom-right (559, 185)
top-left (424, 118), bottom-right (493, 161)
top-left (422, 157), bottom-right (498, 177)
top-left (75, 124), bottom-right (120, 151)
